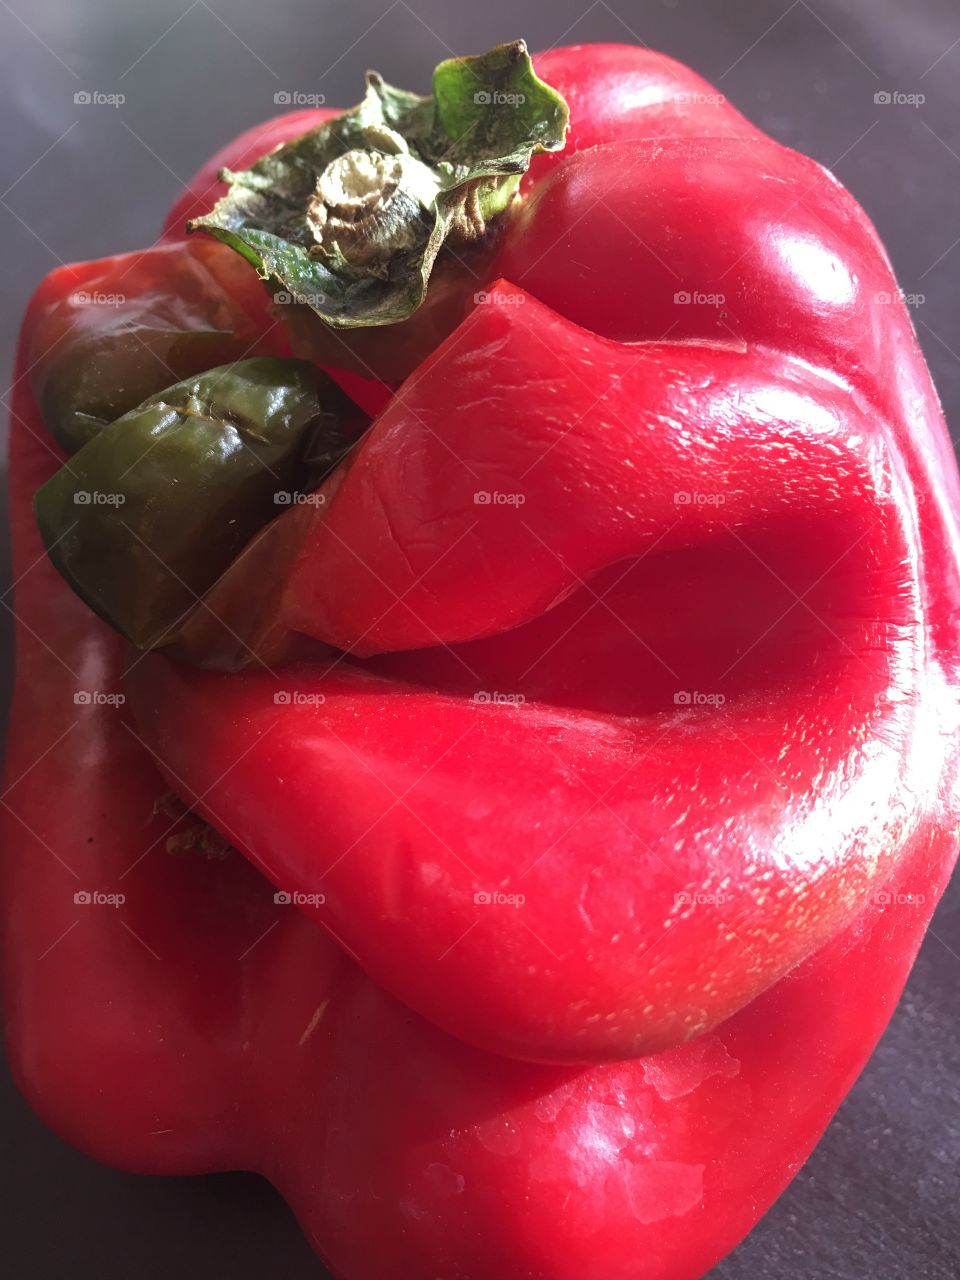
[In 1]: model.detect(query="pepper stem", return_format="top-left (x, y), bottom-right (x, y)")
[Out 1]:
top-left (188, 39), bottom-right (569, 329)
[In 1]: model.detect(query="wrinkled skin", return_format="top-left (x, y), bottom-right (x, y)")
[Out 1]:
top-left (4, 43), bottom-right (960, 1280)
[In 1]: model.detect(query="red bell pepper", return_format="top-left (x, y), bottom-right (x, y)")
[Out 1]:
top-left (4, 39), bottom-right (959, 1279)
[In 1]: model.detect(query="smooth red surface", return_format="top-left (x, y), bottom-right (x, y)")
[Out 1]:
top-left (3, 360), bottom-right (956, 1277)
top-left (5, 41), bottom-right (960, 1280)
top-left (129, 282), bottom-right (953, 1064)
top-left (134, 44), bottom-right (960, 1062)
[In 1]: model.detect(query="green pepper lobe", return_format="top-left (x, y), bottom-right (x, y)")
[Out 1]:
top-left (34, 358), bottom-right (367, 650)
top-left (29, 243), bottom-right (263, 456)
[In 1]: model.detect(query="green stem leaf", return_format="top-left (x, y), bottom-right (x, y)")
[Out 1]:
top-left (188, 39), bottom-right (568, 329)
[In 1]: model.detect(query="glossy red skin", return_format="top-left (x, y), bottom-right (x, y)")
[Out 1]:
top-left (5, 41), bottom-right (960, 1278)
top-left (3, 359), bottom-right (957, 1278)
top-left (129, 281), bottom-right (951, 1064)
top-left (131, 47), bottom-right (960, 1062)
top-left (163, 43), bottom-right (960, 650)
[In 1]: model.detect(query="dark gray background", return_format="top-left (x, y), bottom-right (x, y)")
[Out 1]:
top-left (2, 1), bottom-right (958, 1276)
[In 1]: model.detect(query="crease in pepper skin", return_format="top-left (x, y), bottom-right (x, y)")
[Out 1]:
top-left (4, 37), bottom-right (960, 1280)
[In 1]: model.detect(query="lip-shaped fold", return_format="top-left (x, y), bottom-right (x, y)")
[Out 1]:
top-left (127, 283), bottom-right (946, 1063)
top-left (274, 283), bottom-right (916, 659)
